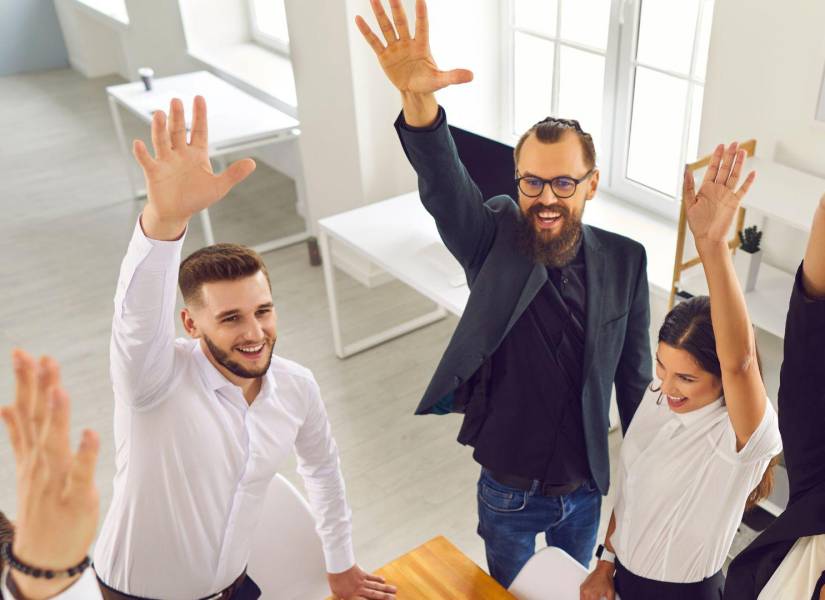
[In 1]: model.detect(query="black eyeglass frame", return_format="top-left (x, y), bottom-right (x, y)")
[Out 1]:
top-left (514, 167), bottom-right (597, 199)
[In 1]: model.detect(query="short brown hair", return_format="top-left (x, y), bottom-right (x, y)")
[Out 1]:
top-left (179, 243), bottom-right (270, 306)
top-left (514, 117), bottom-right (597, 171)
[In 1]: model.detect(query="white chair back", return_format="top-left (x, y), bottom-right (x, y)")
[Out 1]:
top-left (247, 474), bottom-right (329, 600)
top-left (508, 547), bottom-right (621, 600)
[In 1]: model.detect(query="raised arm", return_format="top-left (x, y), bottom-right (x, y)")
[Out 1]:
top-left (684, 142), bottom-right (764, 449)
top-left (110, 97), bottom-right (255, 408)
top-left (356, 0), bottom-right (498, 272)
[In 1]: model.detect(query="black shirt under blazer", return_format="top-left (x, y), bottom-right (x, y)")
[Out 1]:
top-left (395, 108), bottom-right (653, 494)
top-left (725, 266), bottom-right (825, 600)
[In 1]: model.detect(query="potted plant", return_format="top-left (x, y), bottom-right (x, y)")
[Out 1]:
top-left (734, 225), bottom-right (763, 292)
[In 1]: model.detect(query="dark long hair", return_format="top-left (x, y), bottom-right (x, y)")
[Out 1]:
top-left (657, 296), bottom-right (777, 511)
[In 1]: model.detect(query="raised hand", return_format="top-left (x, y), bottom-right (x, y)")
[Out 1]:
top-left (133, 96), bottom-right (256, 240)
top-left (355, 0), bottom-right (472, 126)
top-left (0, 350), bottom-right (100, 599)
top-left (684, 142), bottom-right (756, 247)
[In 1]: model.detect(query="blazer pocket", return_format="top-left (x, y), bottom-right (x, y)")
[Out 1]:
top-left (602, 310), bottom-right (629, 327)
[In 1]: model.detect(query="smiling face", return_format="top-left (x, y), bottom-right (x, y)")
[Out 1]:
top-left (181, 271), bottom-right (277, 384)
top-left (514, 131), bottom-right (599, 267)
top-left (655, 342), bottom-right (723, 413)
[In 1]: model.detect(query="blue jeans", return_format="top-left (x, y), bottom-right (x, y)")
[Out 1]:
top-left (476, 468), bottom-right (602, 589)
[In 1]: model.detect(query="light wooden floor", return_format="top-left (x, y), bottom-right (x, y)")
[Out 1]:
top-left (2, 68), bottom-right (774, 580)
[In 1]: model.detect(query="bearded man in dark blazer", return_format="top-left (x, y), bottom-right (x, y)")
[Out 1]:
top-left (357, 0), bottom-right (652, 588)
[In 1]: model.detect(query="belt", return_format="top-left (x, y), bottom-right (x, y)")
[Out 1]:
top-left (96, 568), bottom-right (249, 600)
top-left (490, 471), bottom-right (586, 497)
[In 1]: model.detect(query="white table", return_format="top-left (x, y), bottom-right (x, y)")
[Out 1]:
top-left (318, 192), bottom-right (469, 358)
top-left (106, 71), bottom-right (308, 254)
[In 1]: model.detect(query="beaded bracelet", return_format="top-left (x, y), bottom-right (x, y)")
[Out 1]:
top-left (0, 542), bottom-right (90, 579)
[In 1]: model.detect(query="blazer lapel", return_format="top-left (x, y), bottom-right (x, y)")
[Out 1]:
top-left (581, 226), bottom-right (605, 382)
top-left (503, 262), bottom-right (547, 337)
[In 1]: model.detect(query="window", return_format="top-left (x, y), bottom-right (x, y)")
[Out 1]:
top-left (506, 0), bottom-right (715, 218)
top-left (249, 0), bottom-right (290, 55)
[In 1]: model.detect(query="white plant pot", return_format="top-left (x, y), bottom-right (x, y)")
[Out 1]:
top-left (734, 249), bottom-right (762, 293)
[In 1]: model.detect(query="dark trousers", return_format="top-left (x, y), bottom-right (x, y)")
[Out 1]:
top-left (615, 558), bottom-right (724, 600)
top-left (95, 569), bottom-right (261, 600)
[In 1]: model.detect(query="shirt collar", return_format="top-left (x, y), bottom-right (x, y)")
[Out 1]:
top-left (672, 395), bottom-right (725, 427)
top-left (192, 341), bottom-right (278, 395)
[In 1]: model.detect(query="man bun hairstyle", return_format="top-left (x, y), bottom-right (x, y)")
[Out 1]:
top-left (179, 243), bottom-right (270, 306)
top-left (514, 117), bottom-right (597, 170)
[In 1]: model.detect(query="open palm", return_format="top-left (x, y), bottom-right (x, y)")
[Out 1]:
top-left (355, 0), bottom-right (472, 95)
top-left (685, 142), bottom-right (756, 244)
top-left (132, 96), bottom-right (255, 229)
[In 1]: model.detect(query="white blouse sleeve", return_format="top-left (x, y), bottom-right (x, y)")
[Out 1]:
top-left (721, 400), bottom-right (782, 463)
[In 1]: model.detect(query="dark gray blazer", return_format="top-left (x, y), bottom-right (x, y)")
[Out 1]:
top-left (395, 110), bottom-right (652, 494)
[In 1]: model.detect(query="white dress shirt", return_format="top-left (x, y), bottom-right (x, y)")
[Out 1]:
top-left (1, 566), bottom-right (102, 600)
top-left (612, 386), bottom-right (782, 583)
top-left (93, 221), bottom-right (355, 599)
top-left (758, 534), bottom-right (825, 599)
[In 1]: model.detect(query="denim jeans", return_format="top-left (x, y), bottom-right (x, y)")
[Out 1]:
top-left (476, 467), bottom-right (602, 589)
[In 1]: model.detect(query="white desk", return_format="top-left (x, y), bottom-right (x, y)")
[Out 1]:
top-left (106, 71), bottom-right (308, 254)
top-left (681, 156), bottom-right (825, 338)
top-left (318, 192), bottom-right (469, 358)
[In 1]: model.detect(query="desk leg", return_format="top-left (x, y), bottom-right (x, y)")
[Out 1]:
top-left (199, 209), bottom-right (216, 246)
top-left (108, 96), bottom-right (142, 200)
top-left (319, 230), bottom-right (448, 359)
top-left (320, 229), bottom-right (346, 358)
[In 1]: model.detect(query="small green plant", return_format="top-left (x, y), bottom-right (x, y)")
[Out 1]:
top-left (738, 225), bottom-right (763, 253)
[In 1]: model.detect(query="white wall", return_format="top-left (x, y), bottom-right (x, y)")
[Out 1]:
top-left (0, 0), bottom-right (69, 76)
top-left (699, 0), bottom-right (825, 271)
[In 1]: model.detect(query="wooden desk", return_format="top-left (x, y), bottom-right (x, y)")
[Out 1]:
top-left (327, 536), bottom-right (514, 600)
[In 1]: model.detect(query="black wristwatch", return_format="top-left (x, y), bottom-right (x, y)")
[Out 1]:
top-left (595, 543), bottom-right (616, 564)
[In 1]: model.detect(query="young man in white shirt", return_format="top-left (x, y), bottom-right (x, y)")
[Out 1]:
top-left (89, 97), bottom-right (394, 600)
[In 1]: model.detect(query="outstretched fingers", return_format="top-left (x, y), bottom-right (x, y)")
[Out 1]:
top-left (150, 110), bottom-right (172, 159)
top-left (214, 158), bottom-right (257, 200)
top-left (132, 139), bottom-right (156, 172)
top-left (715, 141), bottom-right (739, 185)
top-left (370, 0), bottom-right (398, 44)
top-left (414, 0), bottom-right (428, 45)
top-left (436, 68), bottom-right (474, 88)
top-left (735, 171), bottom-right (757, 201)
top-left (356, 15), bottom-right (386, 55)
top-left (725, 149), bottom-right (746, 190)
top-left (388, 0), bottom-right (411, 39)
top-left (683, 167), bottom-right (697, 208)
top-left (63, 429), bottom-right (100, 503)
top-left (702, 144), bottom-right (724, 185)
top-left (168, 98), bottom-right (187, 150)
top-left (189, 95), bottom-right (208, 149)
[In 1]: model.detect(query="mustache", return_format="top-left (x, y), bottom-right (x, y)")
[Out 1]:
top-left (527, 203), bottom-right (571, 219)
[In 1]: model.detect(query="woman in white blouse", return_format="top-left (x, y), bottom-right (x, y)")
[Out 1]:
top-left (580, 142), bottom-right (783, 600)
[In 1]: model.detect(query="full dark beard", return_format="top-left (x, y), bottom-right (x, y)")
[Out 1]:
top-left (514, 203), bottom-right (584, 268)
top-left (204, 334), bottom-right (274, 379)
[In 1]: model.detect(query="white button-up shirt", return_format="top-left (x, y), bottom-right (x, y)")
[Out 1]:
top-left (92, 221), bottom-right (355, 599)
top-left (612, 386), bottom-right (782, 583)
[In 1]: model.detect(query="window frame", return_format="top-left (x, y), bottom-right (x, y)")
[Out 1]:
top-left (248, 0), bottom-right (290, 56)
top-left (504, 0), bottom-right (714, 221)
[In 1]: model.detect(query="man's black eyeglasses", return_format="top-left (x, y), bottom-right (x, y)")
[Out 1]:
top-left (515, 168), bottom-right (596, 199)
